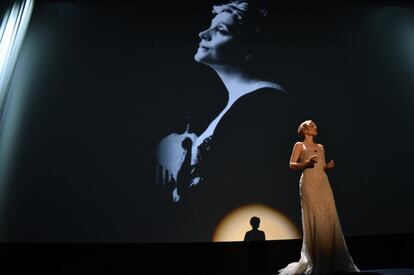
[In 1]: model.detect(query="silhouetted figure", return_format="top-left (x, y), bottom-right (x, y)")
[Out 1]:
top-left (244, 216), bottom-right (266, 242)
top-left (244, 216), bottom-right (267, 272)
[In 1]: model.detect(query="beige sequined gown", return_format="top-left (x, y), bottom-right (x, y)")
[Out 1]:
top-left (278, 145), bottom-right (360, 274)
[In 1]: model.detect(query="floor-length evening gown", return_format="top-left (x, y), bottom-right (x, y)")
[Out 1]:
top-left (278, 145), bottom-right (360, 274)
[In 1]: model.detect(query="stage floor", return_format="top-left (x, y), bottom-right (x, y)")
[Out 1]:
top-left (2, 269), bottom-right (414, 274)
top-left (152, 270), bottom-right (414, 275)
top-left (364, 269), bottom-right (414, 275)
top-left (182, 270), bottom-right (409, 275)
top-left (104, 269), bottom-right (414, 275)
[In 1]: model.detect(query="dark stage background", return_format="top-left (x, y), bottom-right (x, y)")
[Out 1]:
top-left (0, 0), bottom-right (413, 244)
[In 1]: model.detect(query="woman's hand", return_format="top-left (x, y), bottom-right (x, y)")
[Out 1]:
top-left (325, 160), bottom-right (335, 169)
top-left (305, 155), bottom-right (318, 168)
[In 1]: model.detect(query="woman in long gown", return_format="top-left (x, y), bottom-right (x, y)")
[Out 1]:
top-left (278, 120), bottom-right (360, 275)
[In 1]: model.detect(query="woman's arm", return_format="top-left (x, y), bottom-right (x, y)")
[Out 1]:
top-left (289, 142), bottom-right (317, 170)
top-left (320, 144), bottom-right (335, 170)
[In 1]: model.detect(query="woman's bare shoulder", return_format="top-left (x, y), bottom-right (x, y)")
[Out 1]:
top-left (294, 142), bottom-right (303, 150)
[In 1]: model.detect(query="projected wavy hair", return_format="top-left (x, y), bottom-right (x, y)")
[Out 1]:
top-left (297, 120), bottom-right (314, 138)
top-left (212, 0), bottom-right (269, 33)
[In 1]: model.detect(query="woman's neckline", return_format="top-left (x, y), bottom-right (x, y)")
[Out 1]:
top-left (302, 142), bottom-right (319, 150)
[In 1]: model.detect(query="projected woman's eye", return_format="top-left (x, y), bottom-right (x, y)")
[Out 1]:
top-left (155, 1), bottom-right (285, 202)
top-left (216, 25), bottom-right (230, 35)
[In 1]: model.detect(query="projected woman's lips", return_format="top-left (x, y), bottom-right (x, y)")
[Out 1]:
top-left (212, 204), bottom-right (300, 242)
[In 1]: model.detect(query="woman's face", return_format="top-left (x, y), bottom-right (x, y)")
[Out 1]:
top-left (306, 122), bottom-right (318, 137)
top-left (194, 12), bottom-right (243, 66)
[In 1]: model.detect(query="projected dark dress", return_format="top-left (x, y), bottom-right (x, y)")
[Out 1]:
top-left (155, 87), bottom-right (301, 241)
top-left (278, 146), bottom-right (359, 274)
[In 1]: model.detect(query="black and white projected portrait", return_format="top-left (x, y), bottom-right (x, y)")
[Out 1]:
top-left (153, 0), bottom-right (300, 242)
top-left (156, 0), bottom-right (288, 202)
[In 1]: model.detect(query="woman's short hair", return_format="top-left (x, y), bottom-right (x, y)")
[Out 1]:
top-left (297, 120), bottom-right (313, 138)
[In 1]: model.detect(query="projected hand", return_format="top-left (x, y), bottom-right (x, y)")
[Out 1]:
top-left (155, 124), bottom-right (198, 202)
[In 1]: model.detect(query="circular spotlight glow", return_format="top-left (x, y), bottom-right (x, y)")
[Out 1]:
top-left (212, 204), bottom-right (300, 242)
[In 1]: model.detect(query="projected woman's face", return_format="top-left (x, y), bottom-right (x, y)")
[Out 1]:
top-left (194, 12), bottom-right (242, 66)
